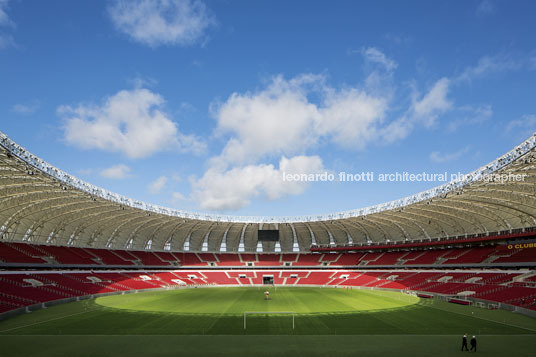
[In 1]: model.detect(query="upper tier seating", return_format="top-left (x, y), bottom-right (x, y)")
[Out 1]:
top-left (33, 245), bottom-right (96, 265)
top-left (293, 254), bottom-right (321, 266)
top-left (256, 254), bottom-right (282, 266)
top-left (128, 251), bottom-right (171, 266)
top-left (0, 243), bottom-right (47, 264)
top-left (215, 254), bottom-right (244, 266)
top-left (85, 248), bottom-right (134, 265)
top-left (174, 253), bottom-right (205, 266)
top-left (492, 248), bottom-right (536, 263)
top-left (281, 254), bottom-right (298, 262)
top-left (366, 251), bottom-right (408, 265)
top-left (153, 252), bottom-right (181, 264)
top-left (197, 253), bottom-right (218, 263)
top-left (404, 249), bottom-right (447, 265)
top-left (331, 253), bottom-right (365, 266)
top-left (442, 247), bottom-right (497, 264)
top-left (1, 242), bottom-right (535, 267)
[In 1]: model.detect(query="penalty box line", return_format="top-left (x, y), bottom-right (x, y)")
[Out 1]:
top-left (0, 306), bottom-right (104, 333)
top-left (424, 303), bottom-right (536, 333)
top-left (243, 311), bottom-right (296, 330)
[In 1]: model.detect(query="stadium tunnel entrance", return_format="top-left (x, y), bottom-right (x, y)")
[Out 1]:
top-left (263, 275), bottom-right (274, 285)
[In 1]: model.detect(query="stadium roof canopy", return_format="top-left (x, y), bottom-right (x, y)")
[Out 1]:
top-left (1, 130), bottom-right (536, 253)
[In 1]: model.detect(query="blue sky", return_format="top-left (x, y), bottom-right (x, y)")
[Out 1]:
top-left (1, 0), bottom-right (535, 217)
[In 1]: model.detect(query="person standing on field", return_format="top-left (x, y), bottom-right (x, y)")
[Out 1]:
top-left (461, 334), bottom-right (469, 351)
top-left (470, 336), bottom-right (477, 352)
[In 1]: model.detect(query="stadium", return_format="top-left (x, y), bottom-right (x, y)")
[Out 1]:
top-left (2, 1), bottom-right (536, 356)
top-left (1, 129), bottom-right (536, 356)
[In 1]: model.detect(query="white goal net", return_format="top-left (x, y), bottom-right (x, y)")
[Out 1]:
top-left (243, 311), bottom-right (295, 329)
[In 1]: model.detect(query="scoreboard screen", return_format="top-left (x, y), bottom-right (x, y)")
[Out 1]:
top-left (258, 230), bottom-right (279, 241)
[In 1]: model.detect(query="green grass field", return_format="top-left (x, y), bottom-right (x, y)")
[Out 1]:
top-left (1, 287), bottom-right (535, 356)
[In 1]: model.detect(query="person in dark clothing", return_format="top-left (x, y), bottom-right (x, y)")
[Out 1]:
top-left (461, 334), bottom-right (469, 351)
top-left (470, 336), bottom-right (477, 352)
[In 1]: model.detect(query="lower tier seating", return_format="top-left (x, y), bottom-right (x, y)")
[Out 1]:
top-left (1, 269), bottom-right (534, 314)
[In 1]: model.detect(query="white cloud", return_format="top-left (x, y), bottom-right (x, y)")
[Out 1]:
top-left (213, 74), bottom-right (388, 164)
top-left (60, 88), bottom-right (205, 159)
top-left (530, 55), bottom-right (536, 71)
top-left (476, 0), bottom-right (495, 17)
top-left (171, 191), bottom-right (186, 204)
top-left (505, 114), bottom-right (536, 139)
top-left (128, 75), bottom-right (158, 89)
top-left (383, 33), bottom-right (412, 46)
top-left (190, 155), bottom-right (325, 211)
top-left (200, 72), bottom-right (455, 210)
top-left (429, 147), bottom-right (469, 163)
top-left (197, 59), bottom-right (459, 211)
top-left (0, 0), bottom-right (11, 26)
top-left (379, 116), bottom-right (413, 144)
top-left (108, 0), bottom-right (214, 47)
top-left (316, 88), bottom-right (386, 148)
top-left (381, 78), bottom-right (452, 143)
top-left (447, 105), bottom-right (492, 132)
top-left (211, 59), bottom-right (457, 173)
top-left (361, 47), bottom-right (398, 72)
top-left (411, 78), bottom-right (452, 127)
top-left (0, 0), bottom-right (15, 49)
top-left (12, 103), bottom-right (39, 115)
top-left (456, 54), bottom-right (521, 83)
top-left (356, 47), bottom-right (398, 92)
top-left (215, 74), bottom-right (321, 164)
top-left (78, 168), bottom-right (93, 176)
top-left (0, 33), bottom-right (12, 48)
top-left (148, 176), bottom-right (168, 194)
top-left (100, 164), bottom-right (132, 179)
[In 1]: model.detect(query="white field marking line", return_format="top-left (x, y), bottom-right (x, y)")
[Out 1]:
top-left (203, 290), bottom-right (245, 331)
top-left (424, 303), bottom-right (536, 333)
top-left (0, 334), bottom-right (535, 337)
top-left (0, 306), bottom-right (104, 333)
top-left (204, 311), bottom-right (226, 331)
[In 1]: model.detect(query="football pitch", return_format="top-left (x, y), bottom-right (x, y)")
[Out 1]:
top-left (0, 287), bottom-right (535, 356)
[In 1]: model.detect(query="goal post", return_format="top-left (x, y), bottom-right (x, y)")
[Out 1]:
top-left (243, 311), bottom-right (295, 330)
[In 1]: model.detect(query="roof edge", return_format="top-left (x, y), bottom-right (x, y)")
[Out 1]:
top-left (1, 130), bottom-right (534, 223)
